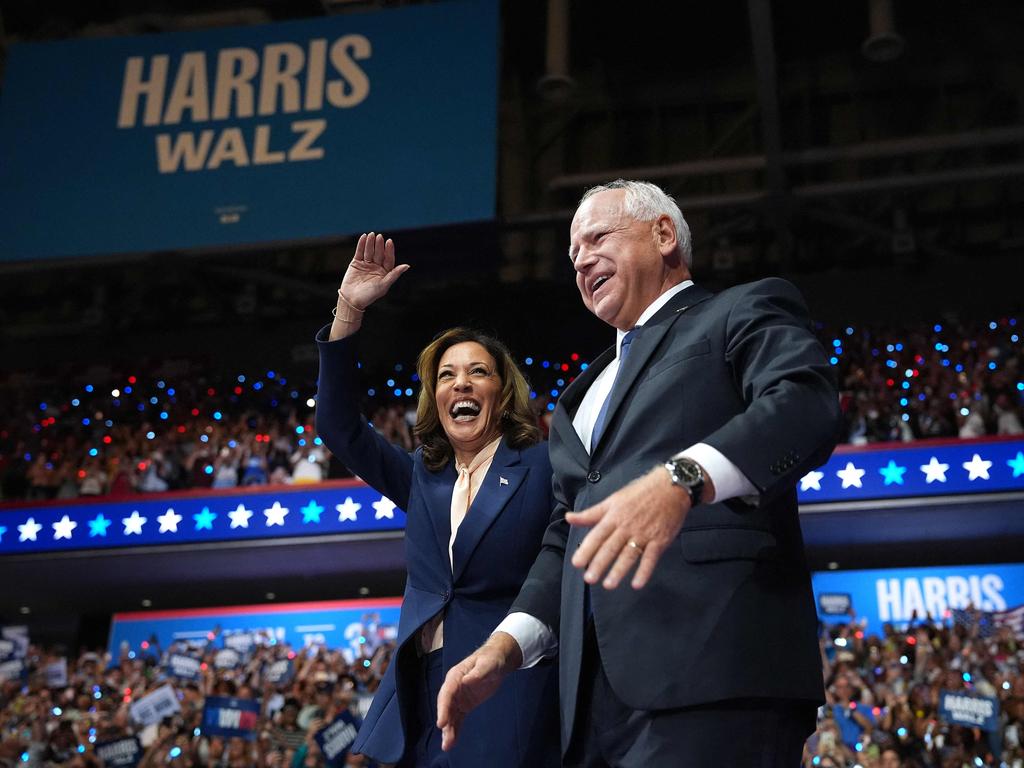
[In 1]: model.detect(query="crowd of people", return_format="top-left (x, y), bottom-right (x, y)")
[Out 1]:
top-left (0, 637), bottom-right (390, 767)
top-left (810, 611), bottom-right (1023, 767)
top-left (0, 316), bottom-right (1022, 502)
top-left (1, 613), bottom-right (1020, 767)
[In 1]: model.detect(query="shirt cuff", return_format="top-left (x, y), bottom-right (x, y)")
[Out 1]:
top-left (676, 442), bottom-right (757, 503)
top-left (493, 613), bottom-right (557, 669)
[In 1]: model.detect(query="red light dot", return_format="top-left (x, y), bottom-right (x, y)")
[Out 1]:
top-left (872, 707), bottom-right (881, 716)
top-left (207, 388), bottom-right (216, 396)
top-left (191, 409), bottom-right (200, 417)
top-left (128, 376), bottom-right (137, 384)
top-left (123, 695), bottom-right (131, 703)
top-left (177, 425), bottom-right (186, 433)
top-left (848, 701), bottom-right (857, 710)
top-left (571, 353), bottom-right (579, 361)
top-left (886, 379), bottom-right (895, 387)
top-left (561, 364), bottom-right (569, 372)
top-left (855, 631), bottom-right (863, 639)
top-left (77, 470), bottom-right (86, 478)
top-left (907, 636), bottom-right (916, 645)
top-left (207, 632), bottom-right (215, 640)
top-left (200, 663), bottom-right (208, 671)
top-left (124, 687), bottom-right (132, 695)
top-left (103, 436), bottom-right (112, 444)
top-left (234, 386), bottom-right (243, 395)
top-left (137, 462), bottom-right (147, 471)
top-left (287, 651), bottom-right (296, 660)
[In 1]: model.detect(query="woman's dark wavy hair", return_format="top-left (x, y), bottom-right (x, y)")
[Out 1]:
top-left (414, 328), bottom-right (541, 471)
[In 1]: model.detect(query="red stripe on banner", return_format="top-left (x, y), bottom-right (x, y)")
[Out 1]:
top-left (112, 597), bottom-right (403, 622)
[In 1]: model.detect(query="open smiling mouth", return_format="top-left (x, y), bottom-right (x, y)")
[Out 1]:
top-left (592, 275), bottom-right (610, 295)
top-left (450, 400), bottom-right (482, 423)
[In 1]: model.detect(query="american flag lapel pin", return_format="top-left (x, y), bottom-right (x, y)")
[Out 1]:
top-left (499, 476), bottom-right (509, 486)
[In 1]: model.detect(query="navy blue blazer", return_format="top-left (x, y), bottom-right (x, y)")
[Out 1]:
top-left (315, 328), bottom-right (559, 768)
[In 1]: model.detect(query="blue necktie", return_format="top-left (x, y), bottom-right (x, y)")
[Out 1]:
top-left (590, 329), bottom-right (637, 452)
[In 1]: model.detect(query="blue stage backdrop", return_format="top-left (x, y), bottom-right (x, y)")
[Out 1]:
top-left (107, 598), bottom-right (401, 663)
top-left (812, 563), bottom-right (1024, 635)
top-left (0, 0), bottom-right (498, 261)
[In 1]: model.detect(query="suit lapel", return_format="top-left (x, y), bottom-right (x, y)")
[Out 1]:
top-left (551, 345), bottom-right (615, 467)
top-left (591, 285), bottom-right (714, 455)
top-left (451, 439), bottom-right (526, 584)
top-left (421, 462), bottom-right (457, 565)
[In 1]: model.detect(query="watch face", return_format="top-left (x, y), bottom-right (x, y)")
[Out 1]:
top-left (675, 459), bottom-right (701, 484)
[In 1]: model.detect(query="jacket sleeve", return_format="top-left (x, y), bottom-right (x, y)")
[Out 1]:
top-left (314, 325), bottom-right (413, 510)
top-left (701, 278), bottom-right (842, 504)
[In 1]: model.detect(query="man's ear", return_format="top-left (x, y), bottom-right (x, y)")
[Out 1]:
top-left (653, 215), bottom-right (677, 258)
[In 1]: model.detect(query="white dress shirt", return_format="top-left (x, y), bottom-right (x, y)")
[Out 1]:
top-left (494, 282), bottom-right (757, 667)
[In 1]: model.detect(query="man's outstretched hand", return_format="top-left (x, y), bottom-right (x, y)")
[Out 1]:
top-left (436, 632), bottom-right (523, 751)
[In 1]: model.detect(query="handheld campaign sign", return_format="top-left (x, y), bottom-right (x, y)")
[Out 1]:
top-left (224, 632), bottom-right (255, 654)
top-left (315, 711), bottom-right (359, 767)
top-left (95, 737), bottom-right (143, 768)
top-left (0, 640), bottom-right (15, 660)
top-left (263, 659), bottom-right (293, 685)
top-left (1, 627), bottom-right (29, 658)
top-left (130, 684), bottom-right (181, 726)
top-left (201, 696), bottom-right (261, 740)
top-left (0, 658), bottom-right (26, 683)
top-left (45, 658), bottom-right (68, 688)
top-left (938, 690), bottom-right (1000, 731)
top-left (166, 654), bottom-right (203, 681)
top-left (818, 593), bottom-right (852, 616)
top-left (214, 648), bottom-right (242, 670)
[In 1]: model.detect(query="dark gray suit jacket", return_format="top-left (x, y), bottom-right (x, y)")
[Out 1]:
top-left (510, 278), bottom-right (841, 752)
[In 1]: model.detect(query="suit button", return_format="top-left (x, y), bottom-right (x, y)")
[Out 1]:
top-left (443, 590), bottom-right (450, 601)
top-left (587, 470), bottom-right (601, 483)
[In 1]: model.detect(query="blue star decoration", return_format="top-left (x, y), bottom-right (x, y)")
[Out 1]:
top-left (878, 460), bottom-right (907, 486)
top-left (300, 500), bottom-right (324, 524)
top-left (1008, 451), bottom-right (1024, 479)
top-left (193, 507), bottom-right (217, 531)
top-left (88, 514), bottom-right (112, 537)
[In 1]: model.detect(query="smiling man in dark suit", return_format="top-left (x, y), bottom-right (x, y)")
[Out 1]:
top-left (437, 179), bottom-right (841, 766)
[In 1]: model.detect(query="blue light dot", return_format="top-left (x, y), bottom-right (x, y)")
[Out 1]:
top-left (412, 374), bottom-right (420, 382)
top-left (905, 369), bottom-right (913, 378)
top-left (85, 384), bottom-right (94, 393)
top-left (934, 324), bottom-right (942, 333)
top-left (213, 411), bottom-right (222, 420)
top-left (835, 347), bottom-right (842, 355)
top-left (363, 660), bottom-right (371, 668)
top-left (93, 692), bottom-right (101, 700)
top-left (900, 398), bottom-right (908, 406)
top-left (253, 381), bottom-right (263, 391)
top-left (237, 375), bottom-right (246, 383)
top-left (525, 357), bottom-right (533, 366)
top-left (124, 385), bottom-right (132, 394)
top-left (405, 388), bottom-right (413, 396)
top-left (963, 672), bottom-right (971, 682)
top-left (137, 404), bottom-right (145, 412)
top-left (855, 743), bottom-right (863, 752)
top-left (146, 431), bottom-right (155, 440)
top-left (918, 394), bottom-right (926, 401)
top-left (295, 426), bottom-right (305, 434)
top-left (72, 398), bottom-right (80, 406)
top-left (812, 758), bottom-right (820, 766)
top-left (1011, 318), bottom-right (1018, 326)
top-left (204, 465), bottom-right (213, 475)
top-left (194, 728), bottom-right (201, 737)
top-left (546, 403), bottom-right (555, 412)
top-left (82, 418), bottom-right (90, 426)
top-left (228, 440), bottom-right (237, 448)
top-left (395, 364), bottom-right (403, 372)
top-left (159, 411), bottom-right (168, 420)
top-left (542, 361), bottom-right (550, 369)
top-left (988, 362), bottom-right (997, 370)
top-left (960, 407), bottom-right (970, 416)
top-left (897, 727), bottom-right (907, 737)
top-left (149, 397), bottom-right (158, 405)
top-left (367, 388), bottom-right (376, 397)
top-left (78, 745), bottom-right (86, 753)
top-left (89, 448), bottom-right (98, 457)
top-left (386, 379), bottom-right (395, 387)
top-left (557, 379), bottom-right (565, 386)
top-left (1013, 335), bottom-right (1020, 343)
top-left (580, 363), bottom-right (589, 370)
top-left (313, 437), bottom-right (323, 446)
top-left (167, 388), bottom-right (175, 396)
top-left (52, 707), bottom-right (62, 716)
top-left (393, 388), bottom-right (402, 397)
top-left (359, 636), bottom-right (366, 644)
top-left (845, 327), bottom-right (854, 335)
top-left (267, 370), bottom-right (276, 379)
top-left (989, 321), bottom-right (998, 330)
top-left (886, 344), bottom-right (894, 352)
top-left (901, 414), bottom-right (910, 422)
top-left (1017, 382), bottom-right (1023, 391)
top-left (39, 402), bottom-right (47, 411)
top-left (200, 434), bottom-right (209, 443)
top-left (955, 364), bottom-right (964, 372)
top-left (157, 380), bottom-right (165, 389)
top-left (529, 391), bottom-right (536, 400)
top-left (550, 389), bottom-right (559, 397)
top-left (901, 381), bottom-right (910, 390)
top-left (105, 420), bottom-right (113, 427)
top-left (941, 359), bottom-right (950, 366)
top-left (128, 651), bottom-right (135, 659)
top-left (895, 343), bottom-right (903, 351)
top-left (832, 339), bottom-right (841, 347)
top-left (829, 357), bottom-right (838, 365)
top-left (21, 752), bottom-right (29, 763)
top-left (887, 360), bottom-right (898, 368)
top-left (170, 747), bottom-right (181, 758)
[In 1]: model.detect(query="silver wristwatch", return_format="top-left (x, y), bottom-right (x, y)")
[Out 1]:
top-left (663, 457), bottom-right (705, 506)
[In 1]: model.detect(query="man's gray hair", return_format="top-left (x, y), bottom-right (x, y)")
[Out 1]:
top-left (579, 179), bottom-right (693, 267)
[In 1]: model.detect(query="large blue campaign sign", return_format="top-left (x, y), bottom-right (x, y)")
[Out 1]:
top-left (0, 1), bottom-right (498, 261)
top-left (107, 598), bottom-right (401, 662)
top-left (812, 563), bottom-right (1024, 635)
top-left (798, 438), bottom-right (1024, 503)
top-left (202, 697), bottom-right (261, 740)
top-left (0, 480), bottom-right (403, 555)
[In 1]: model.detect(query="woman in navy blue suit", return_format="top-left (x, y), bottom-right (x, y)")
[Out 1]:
top-left (315, 233), bottom-right (559, 768)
